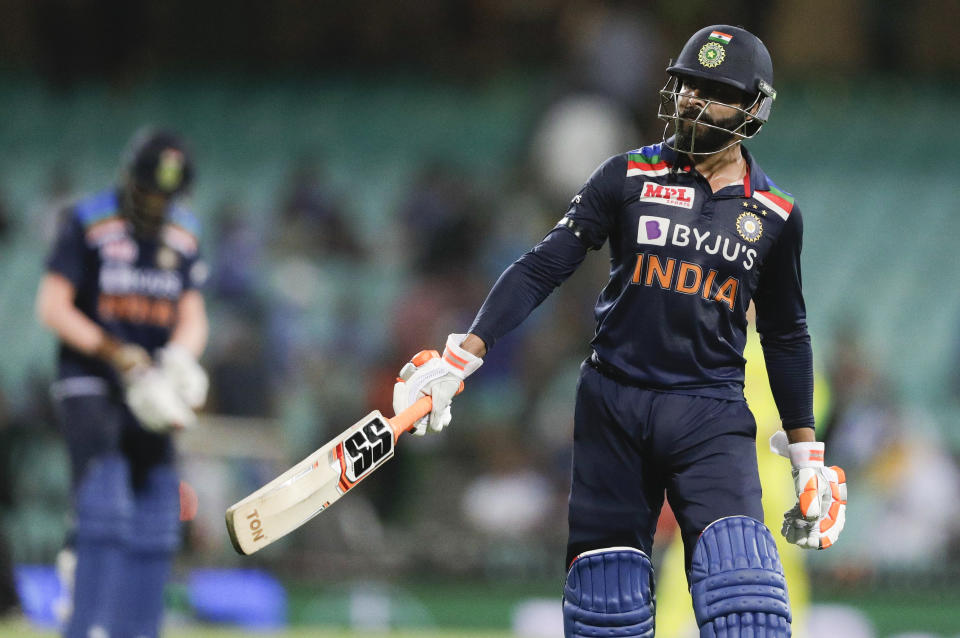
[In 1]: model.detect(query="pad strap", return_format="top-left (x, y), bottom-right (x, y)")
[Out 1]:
top-left (563, 547), bottom-right (655, 638)
top-left (690, 516), bottom-right (791, 637)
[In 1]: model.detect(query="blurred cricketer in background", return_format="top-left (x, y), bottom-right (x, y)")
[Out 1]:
top-left (35, 128), bottom-right (209, 638)
top-left (393, 25), bottom-right (848, 637)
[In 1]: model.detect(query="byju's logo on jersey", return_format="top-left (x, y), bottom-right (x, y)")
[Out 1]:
top-left (100, 238), bottom-right (138, 263)
top-left (637, 216), bottom-right (670, 246)
top-left (640, 182), bottom-right (695, 209)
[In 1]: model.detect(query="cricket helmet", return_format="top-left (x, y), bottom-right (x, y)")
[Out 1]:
top-left (122, 127), bottom-right (194, 196)
top-left (120, 127), bottom-right (194, 236)
top-left (658, 25), bottom-right (776, 155)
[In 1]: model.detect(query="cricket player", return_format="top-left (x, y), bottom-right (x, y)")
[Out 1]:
top-left (36, 128), bottom-right (209, 638)
top-left (394, 26), bottom-right (847, 637)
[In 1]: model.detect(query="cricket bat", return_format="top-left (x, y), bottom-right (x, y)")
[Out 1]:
top-left (225, 394), bottom-right (436, 555)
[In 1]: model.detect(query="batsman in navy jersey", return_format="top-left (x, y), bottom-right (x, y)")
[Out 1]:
top-left (36, 128), bottom-right (209, 638)
top-left (394, 26), bottom-right (848, 638)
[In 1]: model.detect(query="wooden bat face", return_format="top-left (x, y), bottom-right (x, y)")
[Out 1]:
top-left (226, 395), bottom-right (433, 555)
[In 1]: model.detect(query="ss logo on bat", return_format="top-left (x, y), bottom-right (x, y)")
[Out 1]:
top-left (343, 419), bottom-right (393, 482)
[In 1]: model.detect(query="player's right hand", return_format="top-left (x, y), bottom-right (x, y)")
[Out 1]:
top-left (125, 366), bottom-right (197, 433)
top-left (392, 333), bottom-right (483, 436)
top-left (97, 336), bottom-right (151, 377)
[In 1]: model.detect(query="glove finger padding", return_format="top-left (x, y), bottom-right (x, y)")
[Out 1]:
top-left (392, 336), bottom-right (482, 437)
top-left (816, 466), bottom-right (847, 549)
top-left (427, 380), bottom-right (459, 433)
top-left (125, 367), bottom-right (196, 433)
top-left (393, 354), bottom-right (438, 436)
top-left (158, 344), bottom-right (209, 409)
top-left (770, 431), bottom-right (848, 550)
top-left (793, 466), bottom-right (824, 520)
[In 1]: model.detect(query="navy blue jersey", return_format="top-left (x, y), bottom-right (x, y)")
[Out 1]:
top-left (46, 188), bottom-right (206, 382)
top-left (471, 142), bottom-right (814, 426)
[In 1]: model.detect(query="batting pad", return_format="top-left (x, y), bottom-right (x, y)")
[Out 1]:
top-left (690, 516), bottom-right (791, 637)
top-left (563, 547), bottom-right (655, 638)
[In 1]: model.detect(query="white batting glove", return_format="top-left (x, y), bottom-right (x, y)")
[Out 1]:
top-left (158, 343), bottom-right (209, 409)
top-left (125, 366), bottom-right (197, 433)
top-left (770, 430), bottom-right (848, 549)
top-left (392, 334), bottom-right (483, 436)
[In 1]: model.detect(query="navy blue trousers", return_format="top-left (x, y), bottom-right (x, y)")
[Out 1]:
top-left (60, 401), bottom-right (173, 492)
top-left (566, 361), bottom-right (763, 572)
top-left (53, 382), bottom-right (179, 638)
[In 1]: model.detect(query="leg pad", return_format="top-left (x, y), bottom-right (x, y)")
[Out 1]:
top-left (563, 547), bottom-right (655, 638)
top-left (690, 516), bottom-right (791, 637)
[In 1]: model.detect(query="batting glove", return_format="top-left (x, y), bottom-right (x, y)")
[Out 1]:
top-left (392, 333), bottom-right (483, 436)
top-left (770, 430), bottom-right (848, 549)
top-left (97, 336), bottom-right (152, 377)
top-left (158, 343), bottom-right (209, 409)
top-left (126, 366), bottom-right (197, 433)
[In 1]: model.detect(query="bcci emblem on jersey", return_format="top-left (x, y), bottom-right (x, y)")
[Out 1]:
top-left (736, 212), bottom-right (763, 242)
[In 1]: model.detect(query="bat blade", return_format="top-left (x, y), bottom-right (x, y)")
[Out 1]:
top-left (225, 396), bottom-right (432, 555)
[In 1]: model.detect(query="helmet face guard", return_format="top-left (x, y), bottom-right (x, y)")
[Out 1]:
top-left (123, 181), bottom-right (173, 237)
top-left (658, 75), bottom-right (773, 155)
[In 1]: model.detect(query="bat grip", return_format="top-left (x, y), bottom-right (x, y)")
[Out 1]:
top-left (386, 382), bottom-right (464, 441)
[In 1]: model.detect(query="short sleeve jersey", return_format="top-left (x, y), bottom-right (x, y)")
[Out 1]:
top-left (566, 142), bottom-right (806, 398)
top-left (45, 188), bottom-right (206, 381)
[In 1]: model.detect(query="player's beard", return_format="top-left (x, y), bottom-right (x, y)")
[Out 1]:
top-left (123, 184), bottom-right (168, 238)
top-left (675, 108), bottom-right (746, 154)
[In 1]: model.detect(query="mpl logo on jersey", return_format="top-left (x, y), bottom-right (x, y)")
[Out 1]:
top-left (637, 216), bottom-right (670, 246)
top-left (640, 182), bottom-right (695, 209)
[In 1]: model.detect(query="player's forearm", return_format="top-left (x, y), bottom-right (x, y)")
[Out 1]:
top-left (36, 274), bottom-right (108, 356)
top-left (785, 427), bottom-right (816, 443)
top-left (459, 333), bottom-right (487, 358)
top-left (760, 327), bottom-right (815, 431)
top-left (168, 291), bottom-right (208, 358)
top-left (468, 228), bottom-right (588, 350)
top-left (42, 305), bottom-right (109, 356)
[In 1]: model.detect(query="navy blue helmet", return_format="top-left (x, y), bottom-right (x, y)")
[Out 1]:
top-left (120, 128), bottom-right (194, 236)
top-left (122, 127), bottom-right (194, 196)
top-left (659, 26), bottom-right (776, 155)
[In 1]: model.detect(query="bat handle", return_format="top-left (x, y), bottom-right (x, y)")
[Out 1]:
top-left (387, 382), bottom-right (465, 441)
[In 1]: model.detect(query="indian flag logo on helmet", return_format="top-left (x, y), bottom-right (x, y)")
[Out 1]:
top-left (708, 30), bottom-right (733, 44)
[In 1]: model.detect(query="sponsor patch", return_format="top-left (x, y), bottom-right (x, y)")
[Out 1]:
top-left (698, 42), bottom-right (725, 68)
top-left (736, 212), bottom-right (763, 242)
top-left (640, 182), bottom-right (695, 209)
top-left (637, 216), bottom-right (670, 246)
top-left (100, 238), bottom-right (138, 263)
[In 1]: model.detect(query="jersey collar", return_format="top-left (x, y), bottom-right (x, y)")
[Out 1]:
top-left (662, 139), bottom-right (770, 198)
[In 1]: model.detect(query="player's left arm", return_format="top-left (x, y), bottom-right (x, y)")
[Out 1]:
top-left (754, 205), bottom-right (847, 549)
top-left (169, 290), bottom-right (208, 358)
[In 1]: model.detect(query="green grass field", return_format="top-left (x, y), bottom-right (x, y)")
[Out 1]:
top-left (0, 619), bottom-right (513, 638)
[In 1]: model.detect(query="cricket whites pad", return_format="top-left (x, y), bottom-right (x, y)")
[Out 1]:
top-left (563, 547), bottom-right (655, 638)
top-left (690, 516), bottom-right (791, 637)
